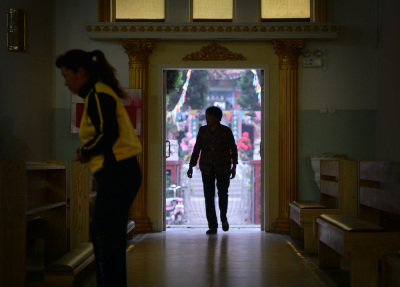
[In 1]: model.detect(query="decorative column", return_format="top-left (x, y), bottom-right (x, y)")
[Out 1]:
top-left (122, 39), bottom-right (156, 233)
top-left (272, 39), bottom-right (305, 231)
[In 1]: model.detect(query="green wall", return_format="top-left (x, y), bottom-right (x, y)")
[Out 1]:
top-left (53, 108), bottom-right (82, 196)
top-left (298, 109), bottom-right (376, 201)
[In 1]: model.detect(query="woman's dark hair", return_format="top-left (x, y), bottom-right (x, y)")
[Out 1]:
top-left (56, 49), bottom-right (126, 98)
top-left (206, 106), bottom-right (223, 122)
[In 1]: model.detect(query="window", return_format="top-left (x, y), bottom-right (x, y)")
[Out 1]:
top-left (99, 0), bottom-right (321, 23)
top-left (116, 0), bottom-right (164, 21)
top-left (192, 0), bottom-right (233, 21)
top-left (261, 0), bottom-right (310, 21)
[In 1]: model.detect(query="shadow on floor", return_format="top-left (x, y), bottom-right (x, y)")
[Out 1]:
top-left (76, 228), bottom-right (351, 287)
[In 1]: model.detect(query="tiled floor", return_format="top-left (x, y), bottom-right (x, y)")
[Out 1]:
top-left (78, 227), bottom-right (349, 287)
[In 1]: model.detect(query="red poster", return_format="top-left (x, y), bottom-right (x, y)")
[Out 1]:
top-left (71, 88), bottom-right (142, 135)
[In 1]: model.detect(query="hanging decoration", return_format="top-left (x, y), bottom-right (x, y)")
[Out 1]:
top-left (174, 111), bottom-right (189, 132)
top-left (251, 69), bottom-right (261, 105)
top-left (168, 69), bottom-right (192, 124)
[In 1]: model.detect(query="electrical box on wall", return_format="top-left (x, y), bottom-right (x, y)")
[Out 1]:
top-left (303, 57), bottom-right (323, 68)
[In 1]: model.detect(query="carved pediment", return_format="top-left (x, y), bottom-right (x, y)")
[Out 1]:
top-left (183, 43), bottom-right (246, 61)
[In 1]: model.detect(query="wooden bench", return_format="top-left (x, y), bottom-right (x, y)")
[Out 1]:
top-left (289, 159), bottom-right (357, 253)
top-left (44, 220), bottom-right (134, 287)
top-left (315, 161), bottom-right (400, 287)
top-left (44, 243), bottom-right (94, 287)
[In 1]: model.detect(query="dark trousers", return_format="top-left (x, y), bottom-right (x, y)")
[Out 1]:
top-left (201, 171), bottom-right (230, 229)
top-left (93, 157), bottom-right (142, 287)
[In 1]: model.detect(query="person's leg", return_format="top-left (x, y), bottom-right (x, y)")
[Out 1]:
top-left (93, 158), bottom-right (142, 287)
top-left (201, 172), bottom-right (218, 230)
top-left (92, 168), bottom-right (124, 287)
top-left (216, 173), bottom-right (230, 224)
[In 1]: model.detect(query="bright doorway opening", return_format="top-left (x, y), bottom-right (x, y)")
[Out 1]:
top-left (164, 69), bottom-right (264, 229)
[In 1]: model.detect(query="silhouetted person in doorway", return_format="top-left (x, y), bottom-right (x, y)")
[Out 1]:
top-left (187, 106), bottom-right (238, 234)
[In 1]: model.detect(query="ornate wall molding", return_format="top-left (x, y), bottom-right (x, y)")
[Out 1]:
top-left (122, 39), bottom-right (156, 63)
top-left (86, 22), bottom-right (339, 40)
top-left (183, 43), bottom-right (246, 61)
top-left (272, 39), bottom-right (305, 67)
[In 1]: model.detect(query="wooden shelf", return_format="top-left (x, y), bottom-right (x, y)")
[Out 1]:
top-left (0, 159), bottom-right (67, 287)
top-left (26, 202), bottom-right (67, 216)
top-left (26, 161), bottom-right (66, 170)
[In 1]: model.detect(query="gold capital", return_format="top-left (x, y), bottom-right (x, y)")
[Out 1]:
top-left (122, 39), bottom-right (156, 63)
top-left (272, 39), bottom-right (305, 67)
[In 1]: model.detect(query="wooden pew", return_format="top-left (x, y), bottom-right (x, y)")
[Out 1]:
top-left (289, 159), bottom-right (357, 253)
top-left (44, 243), bottom-right (94, 287)
top-left (44, 222), bottom-right (135, 287)
top-left (315, 161), bottom-right (400, 287)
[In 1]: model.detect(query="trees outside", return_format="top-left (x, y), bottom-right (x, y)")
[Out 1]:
top-left (167, 69), bottom-right (262, 113)
top-left (166, 70), bottom-right (183, 108)
top-left (235, 70), bottom-right (261, 111)
top-left (167, 70), bottom-right (209, 111)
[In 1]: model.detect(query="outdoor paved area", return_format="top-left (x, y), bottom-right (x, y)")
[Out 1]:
top-left (174, 163), bottom-right (257, 226)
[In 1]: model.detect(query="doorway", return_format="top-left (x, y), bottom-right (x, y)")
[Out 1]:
top-left (162, 67), bottom-right (267, 231)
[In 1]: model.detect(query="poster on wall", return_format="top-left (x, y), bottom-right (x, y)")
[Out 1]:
top-left (71, 88), bottom-right (142, 136)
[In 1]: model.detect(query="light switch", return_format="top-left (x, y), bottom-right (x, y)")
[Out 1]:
top-left (303, 57), bottom-right (323, 68)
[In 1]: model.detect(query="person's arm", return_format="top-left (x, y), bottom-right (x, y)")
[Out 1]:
top-left (75, 147), bottom-right (88, 163)
top-left (230, 163), bottom-right (237, 179)
top-left (80, 92), bottom-right (119, 164)
top-left (187, 165), bottom-right (194, 178)
top-left (228, 128), bottom-right (238, 179)
top-left (187, 128), bottom-right (203, 178)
